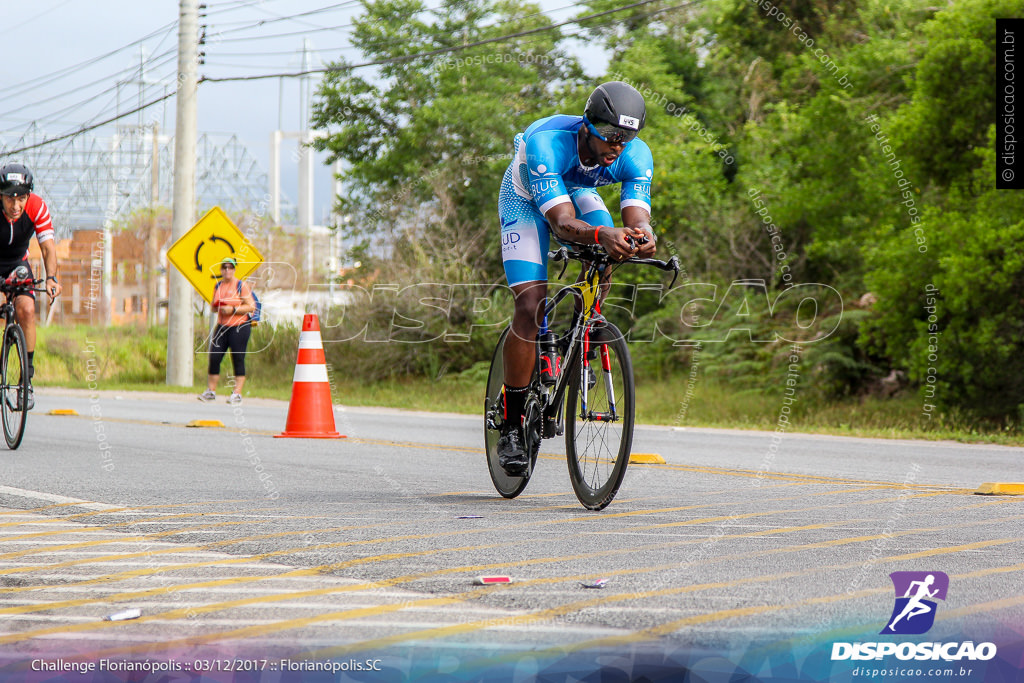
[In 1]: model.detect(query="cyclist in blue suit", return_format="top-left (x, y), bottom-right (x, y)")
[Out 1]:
top-left (497, 81), bottom-right (657, 475)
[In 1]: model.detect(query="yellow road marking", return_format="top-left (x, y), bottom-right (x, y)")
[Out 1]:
top-left (7, 494), bottom-right (1019, 653)
top-left (0, 517), bottom-right (275, 560)
top-left (64, 522), bottom-right (852, 658)
top-left (43, 519), bottom-right (1024, 657)
top-left (617, 491), bottom-right (955, 533)
top-left (0, 499), bottom-right (263, 527)
top-left (317, 538), bottom-right (1023, 659)
top-left (0, 518), bottom-right (426, 576)
top-left (0, 510), bottom-right (254, 542)
top-left (2, 487), bottom-right (944, 595)
top-left (0, 520), bottom-right (260, 561)
top-left (0, 498), bottom-right (249, 518)
top-left (0, 539), bottom-right (514, 629)
top-left (0, 522), bottom-right (850, 630)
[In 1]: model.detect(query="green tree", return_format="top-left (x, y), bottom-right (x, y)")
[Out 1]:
top-left (312, 0), bottom-right (582, 279)
top-left (891, 0), bottom-right (1016, 187)
top-left (861, 133), bottom-right (1024, 421)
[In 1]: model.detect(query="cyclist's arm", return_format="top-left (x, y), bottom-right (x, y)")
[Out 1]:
top-left (39, 236), bottom-right (61, 300)
top-left (544, 203), bottom-right (638, 260)
top-left (616, 140), bottom-right (654, 256)
top-left (27, 195), bottom-right (60, 299)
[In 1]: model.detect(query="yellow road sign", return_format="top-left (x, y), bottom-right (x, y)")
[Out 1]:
top-left (166, 206), bottom-right (264, 303)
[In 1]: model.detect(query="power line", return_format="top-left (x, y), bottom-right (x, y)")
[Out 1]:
top-left (3, 0), bottom-right (691, 155)
top-left (204, 0), bottom-right (593, 58)
top-left (202, 0), bottom-right (296, 17)
top-left (202, 0), bottom-right (676, 82)
top-left (0, 49), bottom-right (176, 124)
top-left (1, 91), bottom-right (177, 156)
top-left (4, 21), bottom-right (177, 99)
top-left (209, 0), bottom-right (364, 31)
top-left (7, 0), bottom-right (75, 33)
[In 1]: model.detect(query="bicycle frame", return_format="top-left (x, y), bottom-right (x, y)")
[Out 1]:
top-left (537, 258), bottom-right (614, 433)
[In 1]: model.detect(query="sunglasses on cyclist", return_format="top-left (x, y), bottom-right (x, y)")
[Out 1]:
top-left (583, 117), bottom-right (638, 145)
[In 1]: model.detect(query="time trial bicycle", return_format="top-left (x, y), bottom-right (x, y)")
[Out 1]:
top-left (484, 239), bottom-right (679, 510)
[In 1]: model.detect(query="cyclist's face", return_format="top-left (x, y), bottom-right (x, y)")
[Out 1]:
top-left (1, 194), bottom-right (28, 221)
top-left (583, 128), bottom-right (625, 167)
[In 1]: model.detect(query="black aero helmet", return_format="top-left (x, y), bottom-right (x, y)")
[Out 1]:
top-left (0, 163), bottom-right (33, 197)
top-left (583, 81), bottom-right (646, 144)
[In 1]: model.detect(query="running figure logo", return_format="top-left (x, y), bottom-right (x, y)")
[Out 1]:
top-left (881, 571), bottom-right (949, 635)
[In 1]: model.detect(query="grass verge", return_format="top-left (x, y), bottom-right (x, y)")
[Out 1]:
top-left (34, 324), bottom-right (1024, 446)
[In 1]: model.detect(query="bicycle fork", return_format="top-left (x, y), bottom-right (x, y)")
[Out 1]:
top-left (581, 304), bottom-right (618, 423)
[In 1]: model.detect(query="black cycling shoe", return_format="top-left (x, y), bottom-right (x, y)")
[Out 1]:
top-left (497, 424), bottom-right (530, 476)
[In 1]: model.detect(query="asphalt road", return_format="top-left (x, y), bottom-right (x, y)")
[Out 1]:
top-left (0, 387), bottom-right (1022, 680)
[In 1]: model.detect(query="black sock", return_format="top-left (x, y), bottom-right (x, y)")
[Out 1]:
top-left (503, 385), bottom-right (528, 427)
top-left (27, 351), bottom-right (34, 380)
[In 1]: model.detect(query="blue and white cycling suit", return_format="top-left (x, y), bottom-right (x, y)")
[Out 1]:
top-left (498, 114), bottom-right (653, 287)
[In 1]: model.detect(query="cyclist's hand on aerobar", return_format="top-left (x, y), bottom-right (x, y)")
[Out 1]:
top-left (597, 226), bottom-right (646, 261)
top-left (634, 229), bottom-right (657, 258)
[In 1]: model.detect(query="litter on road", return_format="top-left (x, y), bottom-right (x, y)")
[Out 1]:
top-left (474, 576), bottom-right (512, 585)
top-left (104, 608), bottom-right (141, 621)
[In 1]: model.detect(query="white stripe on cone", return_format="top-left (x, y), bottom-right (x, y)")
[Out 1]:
top-left (298, 333), bottom-right (324, 349)
top-left (293, 364), bottom-right (330, 383)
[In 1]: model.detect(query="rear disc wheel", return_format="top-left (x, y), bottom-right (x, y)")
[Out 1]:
top-left (484, 327), bottom-right (531, 498)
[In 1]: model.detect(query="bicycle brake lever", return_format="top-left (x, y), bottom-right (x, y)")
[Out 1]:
top-left (667, 256), bottom-right (681, 290)
top-left (547, 247), bottom-right (568, 262)
top-left (548, 247), bottom-right (570, 279)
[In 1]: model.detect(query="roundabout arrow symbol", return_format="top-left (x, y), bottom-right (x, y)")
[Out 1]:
top-left (210, 234), bottom-right (234, 251)
top-left (194, 234), bottom-right (237, 278)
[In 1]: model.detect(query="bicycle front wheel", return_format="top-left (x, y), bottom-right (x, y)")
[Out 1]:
top-left (1, 324), bottom-right (29, 449)
top-left (565, 322), bottom-right (634, 510)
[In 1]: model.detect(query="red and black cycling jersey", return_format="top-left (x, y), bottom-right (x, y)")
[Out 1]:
top-left (0, 193), bottom-right (54, 268)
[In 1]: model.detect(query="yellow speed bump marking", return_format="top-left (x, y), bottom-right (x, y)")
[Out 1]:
top-left (47, 409), bottom-right (79, 416)
top-left (975, 482), bottom-right (1024, 495)
top-left (187, 419), bottom-right (225, 428)
top-left (629, 453), bottom-right (665, 464)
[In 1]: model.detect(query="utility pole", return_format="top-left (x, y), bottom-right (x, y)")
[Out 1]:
top-left (148, 124), bottom-right (160, 326)
top-left (103, 134), bottom-right (117, 325)
top-left (298, 40), bottom-right (314, 286)
top-left (167, 0), bottom-right (199, 386)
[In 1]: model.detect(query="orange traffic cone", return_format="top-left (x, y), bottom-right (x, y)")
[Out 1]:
top-left (275, 314), bottom-right (344, 439)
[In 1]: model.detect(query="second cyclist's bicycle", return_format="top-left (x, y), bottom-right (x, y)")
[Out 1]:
top-left (0, 266), bottom-right (44, 449)
top-left (484, 240), bottom-right (678, 510)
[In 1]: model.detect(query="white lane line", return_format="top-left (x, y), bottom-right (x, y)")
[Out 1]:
top-left (0, 487), bottom-right (120, 511)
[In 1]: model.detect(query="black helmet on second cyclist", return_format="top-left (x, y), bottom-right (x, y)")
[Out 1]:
top-left (583, 81), bottom-right (646, 145)
top-left (0, 163), bottom-right (34, 197)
